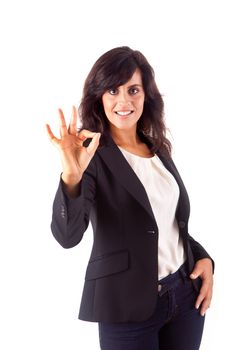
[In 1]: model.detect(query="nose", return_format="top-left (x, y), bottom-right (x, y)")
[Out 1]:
top-left (117, 89), bottom-right (131, 106)
top-left (117, 91), bottom-right (132, 109)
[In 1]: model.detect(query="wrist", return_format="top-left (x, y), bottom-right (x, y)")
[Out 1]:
top-left (61, 172), bottom-right (83, 186)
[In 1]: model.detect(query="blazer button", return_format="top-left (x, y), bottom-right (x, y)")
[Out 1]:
top-left (147, 230), bottom-right (156, 234)
top-left (178, 221), bottom-right (186, 229)
top-left (61, 205), bottom-right (66, 219)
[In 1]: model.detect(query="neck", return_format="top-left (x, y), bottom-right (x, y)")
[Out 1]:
top-left (109, 126), bottom-right (141, 147)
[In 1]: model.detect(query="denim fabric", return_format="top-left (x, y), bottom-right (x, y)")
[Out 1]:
top-left (98, 262), bottom-right (205, 350)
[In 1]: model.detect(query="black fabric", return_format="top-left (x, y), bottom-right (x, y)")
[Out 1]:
top-left (51, 131), bottom-right (214, 323)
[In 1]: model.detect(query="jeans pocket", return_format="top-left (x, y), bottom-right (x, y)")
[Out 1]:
top-left (191, 276), bottom-right (202, 294)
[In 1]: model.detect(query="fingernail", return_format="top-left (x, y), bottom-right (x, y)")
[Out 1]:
top-left (196, 304), bottom-right (200, 309)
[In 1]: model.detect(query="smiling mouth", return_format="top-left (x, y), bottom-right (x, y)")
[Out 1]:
top-left (115, 111), bottom-right (134, 116)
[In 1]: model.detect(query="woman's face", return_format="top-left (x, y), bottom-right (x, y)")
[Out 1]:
top-left (102, 69), bottom-right (145, 133)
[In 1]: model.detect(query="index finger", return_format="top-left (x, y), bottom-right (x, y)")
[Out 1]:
top-left (78, 129), bottom-right (99, 140)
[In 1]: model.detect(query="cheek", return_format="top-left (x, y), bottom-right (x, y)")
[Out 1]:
top-left (135, 96), bottom-right (145, 109)
top-left (102, 96), bottom-right (114, 113)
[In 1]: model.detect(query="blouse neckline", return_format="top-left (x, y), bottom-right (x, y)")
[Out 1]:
top-left (117, 145), bottom-right (157, 160)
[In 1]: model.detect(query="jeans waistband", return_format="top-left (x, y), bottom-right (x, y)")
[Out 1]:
top-left (158, 261), bottom-right (189, 296)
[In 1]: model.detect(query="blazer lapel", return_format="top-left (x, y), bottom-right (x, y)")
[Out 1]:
top-left (156, 151), bottom-right (190, 223)
top-left (97, 133), bottom-right (156, 221)
top-left (97, 131), bottom-right (189, 224)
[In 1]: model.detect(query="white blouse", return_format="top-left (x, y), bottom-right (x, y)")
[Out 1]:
top-left (118, 146), bottom-right (186, 280)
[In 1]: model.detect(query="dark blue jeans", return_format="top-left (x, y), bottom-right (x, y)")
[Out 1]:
top-left (98, 263), bottom-right (205, 350)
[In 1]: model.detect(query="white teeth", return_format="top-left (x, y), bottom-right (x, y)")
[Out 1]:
top-left (116, 111), bottom-right (132, 116)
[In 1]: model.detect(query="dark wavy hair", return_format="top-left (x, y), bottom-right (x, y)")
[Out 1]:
top-left (78, 46), bottom-right (171, 156)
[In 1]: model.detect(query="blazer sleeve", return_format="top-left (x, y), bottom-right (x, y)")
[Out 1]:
top-left (188, 234), bottom-right (215, 273)
top-left (51, 157), bottom-right (97, 249)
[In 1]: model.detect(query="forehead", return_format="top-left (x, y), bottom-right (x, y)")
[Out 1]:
top-left (125, 69), bottom-right (143, 86)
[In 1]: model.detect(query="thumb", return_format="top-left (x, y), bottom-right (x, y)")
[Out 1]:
top-left (190, 266), bottom-right (202, 279)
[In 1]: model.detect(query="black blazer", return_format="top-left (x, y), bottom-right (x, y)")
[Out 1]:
top-left (51, 131), bottom-right (213, 323)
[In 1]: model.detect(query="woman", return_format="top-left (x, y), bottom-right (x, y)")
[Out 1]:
top-left (46, 46), bottom-right (214, 350)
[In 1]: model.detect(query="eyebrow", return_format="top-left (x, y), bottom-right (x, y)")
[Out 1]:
top-left (127, 84), bottom-right (143, 88)
top-left (109, 83), bottom-right (143, 90)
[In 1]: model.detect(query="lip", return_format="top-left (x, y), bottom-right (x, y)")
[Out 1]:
top-left (114, 110), bottom-right (134, 118)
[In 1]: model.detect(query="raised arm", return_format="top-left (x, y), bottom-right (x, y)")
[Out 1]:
top-left (46, 106), bottom-right (101, 248)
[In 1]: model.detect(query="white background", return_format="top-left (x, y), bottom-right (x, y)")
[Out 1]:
top-left (0, 0), bottom-right (232, 349)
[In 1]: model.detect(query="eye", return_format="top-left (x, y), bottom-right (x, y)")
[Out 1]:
top-left (129, 87), bottom-right (139, 95)
top-left (108, 88), bottom-right (118, 95)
